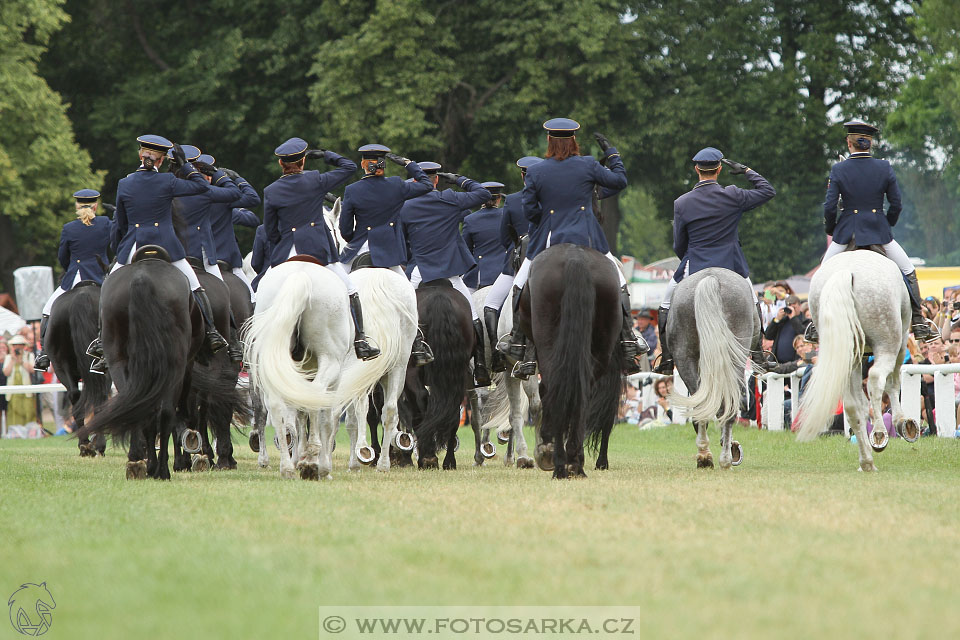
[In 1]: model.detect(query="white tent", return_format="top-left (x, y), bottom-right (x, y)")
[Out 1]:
top-left (0, 306), bottom-right (27, 337)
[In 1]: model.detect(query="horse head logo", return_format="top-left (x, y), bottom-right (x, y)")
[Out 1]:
top-left (8, 582), bottom-right (55, 636)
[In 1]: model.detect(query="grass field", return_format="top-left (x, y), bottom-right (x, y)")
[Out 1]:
top-left (2, 423), bottom-right (959, 639)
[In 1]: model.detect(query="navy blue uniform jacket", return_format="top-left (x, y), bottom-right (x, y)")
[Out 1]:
top-left (57, 216), bottom-right (112, 290)
top-left (522, 148), bottom-right (626, 260)
top-left (209, 174), bottom-right (261, 268)
top-left (401, 178), bottom-right (491, 282)
top-left (263, 151), bottom-right (356, 266)
top-left (178, 171), bottom-right (242, 264)
top-left (340, 162), bottom-right (432, 268)
top-left (500, 191), bottom-right (531, 276)
top-left (250, 225), bottom-right (270, 291)
top-left (823, 152), bottom-right (902, 246)
top-left (462, 206), bottom-right (508, 288)
top-left (673, 170), bottom-right (775, 280)
top-left (115, 164), bottom-right (211, 263)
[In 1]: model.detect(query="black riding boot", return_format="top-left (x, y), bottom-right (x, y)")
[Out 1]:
top-left (34, 315), bottom-right (51, 371)
top-left (484, 307), bottom-right (506, 373)
top-left (514, 342), bottom-right (538, 380)
top-left (192, 288), bottom-right (228, 354)
top-left (472, 319), bottom-right (491, 387)
top-left (653, 307), bottom-right (674, 375)
top-left (496, 286), bottom-right (528, 359)
top-left (411, 328), bottom-right (434, 366)
top-left (228, 310), bottom-right (243, 365)
top-left (85, 314), bottom-right (108, 374)
top-left (750, 302), bottom-right (771, 372)
top-left (906, 271), bottom-right (940, 343)
top-left (348, 292), bottom-right (380, 361)
top-left (620, 286), bottom-right (647, 375)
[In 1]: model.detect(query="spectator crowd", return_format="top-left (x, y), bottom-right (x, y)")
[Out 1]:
top-left (1, 322), bottom-right (69, 438)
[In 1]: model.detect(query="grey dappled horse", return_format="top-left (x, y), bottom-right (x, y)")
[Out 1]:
top-left (668, 267), bottom-right (752, 469)
top-left (796, 250), bottom-right (919, 471)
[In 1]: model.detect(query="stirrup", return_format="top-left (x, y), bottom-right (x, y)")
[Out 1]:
top-left (34, 353), bottom-right (50, 371)
top-left (412, 332), bottom-right (434, 366)
top-left (497, 334), bottom-right (526, 359)
top-left (750, 350), bottom-right (775, 374)
top-left (89, 357), bottom-right (108, 375)
top-left (803, 323), bottom-right (818, 344)
top-left (652, 353), bottom-right (674, 375)
top-left (912, 321), bottom-right (941, 343)
top-left (206, 331), bottom-right (228, 353)
top-left (511, 359), bottom-right (537, 380)
top-left (86, 337), bottom-right (103, 358)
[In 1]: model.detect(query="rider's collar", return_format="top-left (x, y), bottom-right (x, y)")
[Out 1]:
top-left (136, 164), bottom-right (159, 172)
top-left (849, 152), bottom-right (872, 158)
top-left (694, 179), bottom-right (718, 189)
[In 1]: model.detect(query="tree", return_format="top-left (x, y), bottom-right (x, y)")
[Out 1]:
top-left (0, 0), bottom-right (101, 293)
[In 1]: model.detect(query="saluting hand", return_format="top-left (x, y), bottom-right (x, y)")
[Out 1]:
top-left (305, 149), bottom-right (327, 160)
top-left (721, 158), bottom-right (749, 175)
top-left (323, 193), bottom-right (338, 205)
top-left (593, 132), bottom-right (613, 153)
top-left (384, 152), bottom-right (412, 167)
top-left (219, 168), bottom-right (241, 180)
top-left (193, 161), bottom-right (218, 177)
top-left (437, 172), bottom-right (461, 185)
top-left (169, 144), bottom-right (187, 170)
top-left (101, 203), bottom-right (116, 215)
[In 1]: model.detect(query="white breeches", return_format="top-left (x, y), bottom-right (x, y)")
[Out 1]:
top-left (660, 261), bottom-right (753, 310)
top-left (507, 250), bottom-right (625, 307)
top-left (111, 242), bottom-right (201, 290)
top-left (201, 248), bottom-right (224, 281)
top-left (410, 266), bottom-right (477, 320)
top-left (342, 240), bottom-right (403, 276)
top-left (822, 239), bottom-right (913, 275)
top-left (232, 267), bottom-right (256, 303)
top-left (42, 272), bottom-right (81, 316)
top-left (287, 244), bottom-right (356, 295)
top-left (483, 273), bottom-right (514, 311)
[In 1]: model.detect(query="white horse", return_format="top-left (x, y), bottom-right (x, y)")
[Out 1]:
top-left (478, 290), bottom-right (540, 469)
top-left (243, 261), bottom-right (352, 480)
top-left (796, 250), bottom-right (919, 471)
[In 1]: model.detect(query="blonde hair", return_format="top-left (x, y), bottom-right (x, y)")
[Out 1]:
top-left (76, 203), bottom-right (96, 226)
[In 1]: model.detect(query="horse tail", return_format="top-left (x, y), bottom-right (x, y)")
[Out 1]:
top-left (243, 271), bottom-right (337, 412)
top-left (79, 273), bottom-right (182, 442)
top-left (190, 361), bottom-right (251, 430)
top-left (417, 292), bottom-right (471, 449)
top-left (796, 270), bottom-right (863, 441)
top-left (671, 275), bottom-right (749, 425)
top-left (70, 289), bottom-right (110, 420)
top-left (586, 340), bottom-right (625, 453)
top-left (335, 270), bottom-right (416, 407)
top-left (541, 253), bottom-right (595, 447)
top-left (479, 372), bottom-right (514, 434)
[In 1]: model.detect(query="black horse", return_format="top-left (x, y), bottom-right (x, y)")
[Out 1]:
top-left (403, 281), bottom-right (474, 469)
top-left (518, 244), bottom-right (624, 478)
top-left (78, 251), bottom-right (204, 479)
top-left (44, 283), bottom-right (111, 456)
top-left (172, 264), bottom-right (250, 472)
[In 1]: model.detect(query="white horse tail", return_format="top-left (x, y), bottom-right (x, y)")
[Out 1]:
top-left (796, 269), bottom-right (863, 441)
top-left (335, 270), bottom-right (417, 406)
top-left (479, 372), bottom-right (520, 434)
top-left (244, 271), bottom-right (337, 411)
top-left (672, 275), bottom-right (749, 425)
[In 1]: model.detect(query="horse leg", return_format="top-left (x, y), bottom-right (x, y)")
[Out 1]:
top-left (125, 429), bottom-right (148, 480)
top-left (595, 426), bottom-right (610, 471)
top-left (512, 378), bottom-right (537, 469)
top-left (718, 419), bottom-right (734, 469)
top-left (213, 414), bottom-right (237, 470)
top-left (295, 411), bottom-right (309, 465)
top-left (536, 379), bottom-right (556, 472)
top-left (564, 428), bottom-right (587, 478)
top-left (470, 391), bottom-right (486, 466)
top-left (297, 409), bottom-right (324, 481)
top-left (695, 420), bottom-right (713, 468)
top-left (255, 400), bottom-right (269, 468)
top-left (172, 419), bottom-right (191, 472)
top-left (197, 401), bottom-right (215, 471)
top-left (866, 353), bottom-right (895, 452)
top-left (345, 402), bottom-right (361, 472)
top-left (271, 404), bottom-right (296, 479)
top-left (368, 385), bottom-right (383, 464)
top-left (377, 369), bottom-right (404, 473)
top-left (154, 407), bottom-right (174, 480)
top-left (442, 425), bottom-right (458, 470)
top-left (885, 357), bottom-right (918, 441)
top-left (315, 408), bottom-right (337, 480)
top-left (844, 370), bottom-right (875, 472)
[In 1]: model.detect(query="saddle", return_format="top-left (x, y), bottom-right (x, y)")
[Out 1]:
top-left (74, 280), bottom-right (100, 289)
top-left (131, 245), bottom-right (172, 263)
top-left (286, 254), bottom-right (327, 267)
top-left (846, 242), bottom-right (887, 257)
top-left (351, 251), bottom-right (374, 270)
top-left (217, 260), bottom-right (232, 271)
top-left (185, 255), bottom-right (205, 269)
top-left (419, 278), bottom-right (453, 289)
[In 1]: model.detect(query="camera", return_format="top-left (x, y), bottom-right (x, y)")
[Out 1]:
top-left (952, 302), bottom-right (960, 311)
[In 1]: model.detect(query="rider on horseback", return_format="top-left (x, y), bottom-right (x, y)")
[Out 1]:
top-left (339, 144), bottom-right (435, 364)
top-left (654, 147), bottom-right (776, 375)
top-left (805, 119), bottom-right (939, 344)
top-left (482, 156), bottom-right (541, 373)
top-left (496, 119), bottom-right (648, 378)
top-left (263, 137), bottom-right (380, 361)
top-left (400, 163), bottom-right (493, 388)
top-left (35, 189), bottom-right (112, 372)
top-left (87, 135), bottom-right (231, 374)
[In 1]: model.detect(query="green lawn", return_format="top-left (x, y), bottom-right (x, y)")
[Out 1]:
top-left (2, 423), bottom-right (959, 639)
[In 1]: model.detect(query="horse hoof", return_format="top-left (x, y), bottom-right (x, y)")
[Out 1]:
top-left (299, 462), bottom-right (320, 481)
top-left (181, 429), bottom-right (202, 454)
top-left (535, 444), bottom-right (555, 471)
top-left (357, 445), bottom-right (376, 465)
top-left (858, 462), bottom-right (877, 472)
top-left (394, 431), bottom-right (415, 451)
top-left (420, 456), bottom-right (439, 469)
top-left (125, 460), bottom-right (147, 480)
top-left (517, 456), bottom-right (535, 469)
top-left (78, 443), bottom-right (96, 457)
top-left (899, 419), bottom-right (920, 443)
top-left (696, 455), bottom-right (714, 469)
top-left (730, 441), bottom-right (743, 466)
top-left (258, 459), bottom-right (269, 469)
top-left (480, 441), bottom-right (496, 459)
top-left (191, 454), bottom-right (210, 472)
top-left (496, 429), bottom-right (511, 445)
top-left (248, 431), bottom-right (260, 453)
top-left (280, 467), bottom-right (295, 479)
top-left (870, 429), bottom-right (889, 453)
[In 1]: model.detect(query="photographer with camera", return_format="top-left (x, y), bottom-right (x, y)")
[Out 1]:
top-left (764, 294), bottom-right (810, 365)
top-left (2, 334), bottom-right (40, 436)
